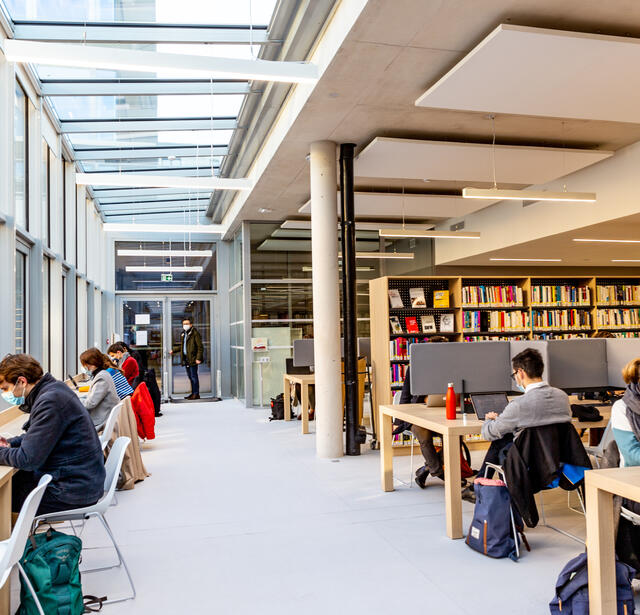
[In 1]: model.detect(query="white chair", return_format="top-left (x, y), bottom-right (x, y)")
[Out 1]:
top-left (392, 391), bottom-right (417, 487)
top-left (99, 402), bottom-right (123, 451)
top-left (0, 474), bottom-right (52, 615)
top-left (584, 419), bottom-right (615, 469)
top-left (35, 437), bottom-right (135, 605)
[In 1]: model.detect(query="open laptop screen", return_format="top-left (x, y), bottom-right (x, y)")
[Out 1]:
top-left (470, 393), bottom-right (510, 420)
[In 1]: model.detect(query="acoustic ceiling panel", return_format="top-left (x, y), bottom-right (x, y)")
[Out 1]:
top-left (416, 24), bottom-right (640, 123)
top-left (297, 191), bottom-right (497, 218)
top-left (355, 137), bottom-right (612, 184)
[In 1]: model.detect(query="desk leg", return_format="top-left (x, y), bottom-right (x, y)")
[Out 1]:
top-left (586, 483), bottom-right (617, 615)
top-left (443, 433), bottom-right (463, 539)
top-left (0, 476), bottom-right (11, 615)
top-left (283, 376), bottom-right (292, 421)
top-left (380, 411), bottom-right (394, 492)
top-left (301, 384), bottom-right (309, 435)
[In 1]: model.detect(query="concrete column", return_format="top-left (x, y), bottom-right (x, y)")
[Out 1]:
top-left (310, 141), bottom-right (343, 459)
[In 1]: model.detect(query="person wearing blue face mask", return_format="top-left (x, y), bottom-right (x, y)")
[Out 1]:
top-left (0, 354), bottom-right (105, 514)
top-left (462, 348), bottom-right (571, 503)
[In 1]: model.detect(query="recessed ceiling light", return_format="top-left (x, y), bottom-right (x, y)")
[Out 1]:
top-left (258, 207), bottom-right (274, 214)
top-left (463, 188), bottom-right (596, 203)
top-left (490, 258), bottom-right (562, 262)
top-left (574, 238), bottom-right (640, 244)
top-left (611, 259), bottom-right (640, 262)
top-left (422, 179), bottom-right (431, 183)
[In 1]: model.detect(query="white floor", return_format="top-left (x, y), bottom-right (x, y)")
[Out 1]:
top-left (11, 399), bottom-right (616, 614)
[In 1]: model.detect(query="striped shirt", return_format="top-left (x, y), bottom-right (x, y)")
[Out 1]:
top-left (106, 367), bottom-right (134, 400)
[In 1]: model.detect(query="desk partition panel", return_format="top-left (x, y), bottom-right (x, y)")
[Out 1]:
top-left (293, 337), bottom-right (370, 367)
top-left (606, 338), bottom-right (640, 388)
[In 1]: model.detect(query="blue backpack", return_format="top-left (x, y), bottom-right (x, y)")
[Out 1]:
top-left (549, 552), bottom-right (635, 614)
top-left (466, 478), bottom-right (529, 562)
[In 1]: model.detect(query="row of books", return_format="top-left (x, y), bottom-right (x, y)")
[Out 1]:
top-left (532, 333), bottom-right (589, 340)
top-left (461, 285), bottom-right (524, 307)
top-left (464, 335), bottom-right (529, 342)
top-left (596, 285), bottom-right (640, 305)
top-left (462, 310), bottom-right (530, 332)
top-left (389, 337), bottom-right (424, 360)
top-left (390, 314), bottom-right (455, 334)
top-left (595, 308), bottom-right (640, 328)
top-left (388, 288), bottom-right (450, 309)
top-left (531, 309), bottom-right (592, 330)
top-left (390, 363), bottom-right (409, 386)
top-left (531, 285), bottom-right (591, 306)
top-left (612, 332), bottom-right (640, 338)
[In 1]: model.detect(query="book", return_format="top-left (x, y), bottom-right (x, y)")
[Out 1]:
top-left (439, 313), bottom-right (455, 333)
top-left (405, 316), bottom-right (419, 333)
top-left (409, 287), bottom-right (427, 308)
top-left (390, 316), bottom-right (403, 334)
top-left (422, 315), bottom-right (436, 333)
top-left (433, 290), bottom-right (450, 308)
top-left (388, 289), bottom-right (404, 309)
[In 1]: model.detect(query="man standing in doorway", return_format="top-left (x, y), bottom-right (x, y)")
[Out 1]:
top-left (180, 317), bottom-right (204, 400)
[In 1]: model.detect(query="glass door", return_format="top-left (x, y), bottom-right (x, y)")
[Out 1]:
top-left (121, 298), bottom-right (165, 394)
top-left (169, 299), bottom-right (213, 397)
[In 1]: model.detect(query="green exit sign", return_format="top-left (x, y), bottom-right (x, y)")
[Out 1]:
top-left (161, 273), bottom-right (173, 282)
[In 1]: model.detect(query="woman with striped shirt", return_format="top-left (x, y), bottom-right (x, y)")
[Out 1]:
top-left (104, 355), bottom-right (134, 400)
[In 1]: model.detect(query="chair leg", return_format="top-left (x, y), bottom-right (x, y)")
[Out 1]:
top-left (17, 562), bottom-right (45, 615)
top-left (96, 514), bottom-right (136, 603)
top-left (80, 514), bottom-right (123, 573)
top-left (538, 490), bottom-right (585, 544)
top-left (409, 439), bottom-right (414, 488)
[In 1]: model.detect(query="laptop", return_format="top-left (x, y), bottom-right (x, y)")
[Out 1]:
top-left (470, 393), bottom-right (510, 420)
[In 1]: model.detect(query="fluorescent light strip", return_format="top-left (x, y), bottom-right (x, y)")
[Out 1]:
top-left (118, 249), bottom-right (213, 257)
top-left (126, 266), bottom-right (203, 272)
top-left (611, 260), bottom-right (640, 263)
top-left (462, 188), bottom-right (596, 203)
top-left (378, 229), bottom-right (481, 239)
top-left (490, 258), bottom-right (562, 262)
top-left (3, 40), bottom-right (319, 84)
top-left (77, 173), bottom-right (251, 190)
top-left (353, 252), bottom-right (414, 260)
top-left (574, 239), bottom-right (640, 244)
top-left (302, 266), bottom-right (374, 272)
top-left (104, 223), bottom-right (222, 234)
top-left (281, 220), bottom-right (435, 232)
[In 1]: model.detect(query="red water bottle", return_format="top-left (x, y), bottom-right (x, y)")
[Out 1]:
top-left (445, 382), bottom-right (457, 420)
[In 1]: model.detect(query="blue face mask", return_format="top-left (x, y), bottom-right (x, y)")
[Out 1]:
top-left (517, 384), bottom-right (526, 393)
top-left (2, 380), bottom-right (25, 406)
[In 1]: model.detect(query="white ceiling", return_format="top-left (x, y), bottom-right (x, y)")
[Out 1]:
top-left (416, 24), bottom-right (640, 123)
top-left (355, 137), bottom-right (612, 184)
top-left (296, 191), bottom-right (497, 219)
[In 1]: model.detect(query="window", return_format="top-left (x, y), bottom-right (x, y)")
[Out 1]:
top-left (42, 257), bottom-right (51, 370)
top-left (62, 161), bottom-right (67, 259)
top-left (14, 82), bottom-right (28, 230)
top-left (62, 270), bottom-right (67, 375)
top-left (41, 139), bottom-right (50, 246)
top-left (15, 247), bottom-right (28, 353)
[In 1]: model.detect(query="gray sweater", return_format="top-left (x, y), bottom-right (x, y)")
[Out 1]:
top-left (481, 383), bottom-right (571, 441)
top-left (83, 370), bottom-right (120, 429)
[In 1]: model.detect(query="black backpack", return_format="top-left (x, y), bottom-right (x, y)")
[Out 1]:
top-left (143, 369), bottom-right (162, 416)
top-left (269, 394), bottom-right (285, 421)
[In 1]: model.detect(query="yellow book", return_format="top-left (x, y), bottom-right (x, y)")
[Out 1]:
top-left (433, 290), bottom-right (450, 308)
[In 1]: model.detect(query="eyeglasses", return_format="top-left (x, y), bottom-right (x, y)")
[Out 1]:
top-left (510, 370), bottom-right (518, 380)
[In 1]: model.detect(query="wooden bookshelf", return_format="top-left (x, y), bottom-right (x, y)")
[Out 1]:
top-left (370, 275), bottom-right (640, 448)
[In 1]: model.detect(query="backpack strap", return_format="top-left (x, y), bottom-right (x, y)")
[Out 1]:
top-left (83, 595), bottom-right (107, 612)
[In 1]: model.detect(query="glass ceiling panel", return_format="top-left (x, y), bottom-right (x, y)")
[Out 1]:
top-left (67, 130), bottom-right (234, 148)
top-left (80, 156), bottom-right (222, 172)
top-left (3, 0), bottom-right (277, 25)
top-left (50, 94), bottom-right (244, 120)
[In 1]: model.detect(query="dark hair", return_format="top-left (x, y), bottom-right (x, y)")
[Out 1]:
top-left (594, 331), bottom-right (616, 339)
top-left (512, 348), bottom-right (544, 379)
top-left (182, 316), bottom-right (193, 324)
top-left (0, 354), bottom-right (44, 385)
top-left (107, 342), bottom-right (128, 354)
top-left (80, 348), bottom-right (113, 371)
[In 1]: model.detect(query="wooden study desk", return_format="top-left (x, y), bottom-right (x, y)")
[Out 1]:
top-left (283, 373), bottom-right (315, 434)
top-left (585, 467), bottom-right (640, 615)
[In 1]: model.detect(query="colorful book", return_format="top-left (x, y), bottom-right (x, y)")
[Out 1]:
top-left (409, 287), bottom-right (427, 308)
top-left (433, 290), bottom-right (450, 308)
top-left (439, 313), bottom-right (455, 332)
top-left (388, 289), bottom-right (404, 309)
top-left (422, 315), bottom-right (436, 333)
top-left (390, 316), bottom-right (403, 334)
top-left (405, 317), bottom-right (419, 333)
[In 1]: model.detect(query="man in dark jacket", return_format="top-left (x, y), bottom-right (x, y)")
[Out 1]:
top-left (0, 354), bottom-right (106, 514)
top-left (179, 317), bottom-right (204, 400)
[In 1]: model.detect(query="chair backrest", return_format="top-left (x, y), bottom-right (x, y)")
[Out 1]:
top-left (99, 402), bottom-right (123, 451)
top-left (392, 391), bottom-right (402, 405)
top-left (594, 418), bottom-right (615, 457)
top-left (0, 474), bottom-right (51, 573)
top-left (97, 437), bottom-right (130, 513)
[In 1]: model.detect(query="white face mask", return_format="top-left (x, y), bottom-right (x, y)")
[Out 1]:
top-left (183, 325), bottom-right (191, 331)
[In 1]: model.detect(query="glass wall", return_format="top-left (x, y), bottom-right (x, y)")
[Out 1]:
top-left (41, 139), bottom-right (50, 246)
top-left (229, 229), bottom-right (244, 399)
top-left (14, 82), bottom-right (28, 230)
top-left (15, 248), bottom-right (27, 353)
top-left (42, 257), bottom-right (50, 371)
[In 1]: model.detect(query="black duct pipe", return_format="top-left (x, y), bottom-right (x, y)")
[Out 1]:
top-left (339, 143), bottom-right (360, 456)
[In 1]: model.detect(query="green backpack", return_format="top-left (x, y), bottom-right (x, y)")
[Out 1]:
top-left (18, 529), bottom-right (84, 615)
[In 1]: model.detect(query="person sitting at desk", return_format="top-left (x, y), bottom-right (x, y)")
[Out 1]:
top-left (107, 342), bottom-right (139, 387)
top-left (80, 348), bottom-right (121, 429)
top-left (104, 355), bottom-right (134, 400)
top-left (0, 354), bottom-right (105, 514)
top-left (462, 348), bottom-right (571, 503)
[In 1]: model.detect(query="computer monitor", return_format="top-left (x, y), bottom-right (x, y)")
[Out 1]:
top-left (606, 338), bottom-right (640, 388)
